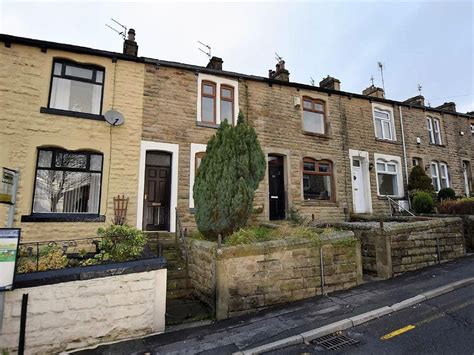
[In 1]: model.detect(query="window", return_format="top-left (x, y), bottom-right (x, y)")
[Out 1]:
top-left (431, 161), bottom-right (449, 192)
top-left (376, 159), bottom-right (399, 196)
top-left (33, 148), bottom-right (103, 214)
top-left (302, 158), bottom-right (333, 201)
top-left (201, 81), bottom-right (216, 123)
top-left (195, 152), bottom-right (206, 175)
top-left (220, 85), bottom-right (234, 123)
top-left (412, 157), bottom-right (422, 167)
top-left (49, 60), bottom-right (104, 115)
top-left (427, 117), bottom-right (442, 145)
top-left (373, 108), bottom-right (394, 140)
top-left (303, 97), bottom-right (326, 134)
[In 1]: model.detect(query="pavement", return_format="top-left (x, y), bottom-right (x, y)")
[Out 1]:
top-left (74, 254), bottom-right (474, 355)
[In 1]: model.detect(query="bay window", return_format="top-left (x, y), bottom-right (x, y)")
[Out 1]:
top-left (33, 149), bottom-right (103, 214)
top-left (376, 159), bottom-right (399, 196)
top-left (48, 60), bottom-right (104, 115)
top-left (302, 158), bottom-right (334, 201)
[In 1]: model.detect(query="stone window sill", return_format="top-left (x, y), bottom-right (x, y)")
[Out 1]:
top-left (428, 143), bottom-right (446, 148)
top-left (196, 121), bottom-right (220, 129)
top-left (21, 213), bottom-right (106, 223)
top-left (40, 107), bottom-right (105, 121)
top-left (376, 196), bottom-right (406, 201)
top-left (301, 200), bottom-right (338, 207)
top-left (375, 137), bottom-right (398, 144)
top-left (302, 131), bottom-right (331, 139)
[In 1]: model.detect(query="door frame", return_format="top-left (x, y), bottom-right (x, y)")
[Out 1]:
top-left (264, 149), bottom-right (291, 221)
top-left (137, 141), bottom-right (179, 232)
top-left (349, 149), bottom-right (372, 214)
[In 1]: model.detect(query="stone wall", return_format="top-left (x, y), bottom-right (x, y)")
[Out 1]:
top-left (463, 215), bottom-right (474, 252)
top-left (185, 232), bottom-right (362, 320)
top-left (0, 264), bottom-right (166, 354)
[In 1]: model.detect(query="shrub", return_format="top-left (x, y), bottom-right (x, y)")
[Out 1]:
top-left (17, 245), bottom-right (68, 273)
top-left (97, 225), bottom-right (147, 262)
top-left (287, 207), bottom-right (307, 225)
top-left (408, 166), bottom-right (434, 192)
top-left (412, 191), bottom-right (434, 214)
top-left (438, 197), bottom-right (474, 215)
top-left (438, 187), bottom-right (456, 201)
top-left (194, 112), bottom-right (266, 239)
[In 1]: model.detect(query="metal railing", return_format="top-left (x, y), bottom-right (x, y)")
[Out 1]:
top-left (386, 196), bottom-right (415, 217)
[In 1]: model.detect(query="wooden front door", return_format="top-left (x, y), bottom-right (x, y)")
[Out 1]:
top-left (268, 155), bottom-right (286, 220)
top-left (143, 153), bottom-right (171, 231)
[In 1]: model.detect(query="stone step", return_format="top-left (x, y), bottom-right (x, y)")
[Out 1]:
top-left (167, 288), bottom-right (193, 300)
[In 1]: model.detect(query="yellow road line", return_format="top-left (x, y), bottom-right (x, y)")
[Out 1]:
top-left (380, 325), bottom-right (416, 340)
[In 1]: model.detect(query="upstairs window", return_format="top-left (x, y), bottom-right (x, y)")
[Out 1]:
top-left (302, 158), bottom-right (333, 201)
top-left (201, 81), bottom-right (216, 123)
top-left (303, 97), bottom-right (326, 134)
top-left (33, 148), bottom-right (103, 214)
top-left (49, 60), bottom-right (104, 115)
top-left (373, 108), bottom-right (394, 140)
top-left (376, 159), bottom-right (399, 196)
top-left (431, 161), bottom-right (449, 192)
top-left (220, 85), bottom-right (234, 123)
top-left (427, 117), bottom-right (442, 145)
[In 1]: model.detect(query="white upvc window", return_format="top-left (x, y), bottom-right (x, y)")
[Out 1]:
top-left (427, 117), bottom-right (442, 145)
top-left (374, 153), bottom-right (403, 197)
top-left (431, 161), bottom-right (440, 191)
top-left (372, 104), bottom-right (396, 141)
top-left (439, 162), bottom-right (450, 189)
top-left (197, 74), bottom-right (239, 126)
top-left (430, 161), bottom-right (449, 192)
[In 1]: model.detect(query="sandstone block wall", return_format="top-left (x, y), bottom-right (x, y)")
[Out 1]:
top-left (0, 268), bottom-right (166, 354)
top-left (185, 232), bottom-right (362, 320)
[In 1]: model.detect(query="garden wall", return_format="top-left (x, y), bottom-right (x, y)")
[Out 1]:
top-left (0, 258), bottom-right (166, 354)
top-left (186, 232), bottom-right (362, 320)
top-left (465, 216), bottom-right (474, 252)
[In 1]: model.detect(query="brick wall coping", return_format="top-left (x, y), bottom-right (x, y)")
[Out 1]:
top-left (13, 256), bottom-right (167, 289)
top-left (187, 230), bottom-right (355, 259)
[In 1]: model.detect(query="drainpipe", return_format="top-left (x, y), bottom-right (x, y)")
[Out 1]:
top-left (398, 106), bottom-right (410, 208)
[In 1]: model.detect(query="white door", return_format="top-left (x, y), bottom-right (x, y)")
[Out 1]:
top-left (352, 158), bottom-right (367, 213)
top-left (463, 161), bottom-right (470, 196)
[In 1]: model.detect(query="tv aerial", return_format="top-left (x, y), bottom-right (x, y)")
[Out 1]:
top-left (310, 77), bottom-right (315, 86)
top-left (275, 52), bottom-right (283, 63)
top-left (106, 18), bottom-right (127, 40)
top-left (198, 41), bottom-right (212, 59)
top-left (104, 110), bottom-right (125, 126)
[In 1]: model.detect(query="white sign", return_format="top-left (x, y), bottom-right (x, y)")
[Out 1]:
top-left (0, 229), bottom-right (20, 291)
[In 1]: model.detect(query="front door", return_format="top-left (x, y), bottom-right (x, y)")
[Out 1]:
top-left (268, 155), bottom-right (286, 220)
top-left (352, 158), bottom-right (367, 213)
top-left (143, 152), bottom-right (171, 231)
top-left (463, 161), bottom-right (471, 197)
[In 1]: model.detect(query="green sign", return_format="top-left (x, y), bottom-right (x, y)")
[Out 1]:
top-left (0, 229), bottom-right (20, 291)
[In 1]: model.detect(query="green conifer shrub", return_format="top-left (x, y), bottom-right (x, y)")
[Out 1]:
top-left (193, 112), bottom-right (265, 239)
top-left (412, 191), bottom-right (434, 214)
top-left (407, 166), bottom-right (434, 192)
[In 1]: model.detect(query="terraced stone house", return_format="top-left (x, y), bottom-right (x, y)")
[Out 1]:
top-left (1, 32), bottom-right (472, 241)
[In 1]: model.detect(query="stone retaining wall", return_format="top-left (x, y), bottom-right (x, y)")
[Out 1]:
top-left (0, 261), bottom-right (166, 354)
top-left (186, 232), bottom-right (362, 320)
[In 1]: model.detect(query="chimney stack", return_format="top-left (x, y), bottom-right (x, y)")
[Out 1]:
top-left (436, 102), bottom-right (456, 113)
top-left (269, 60), bottom-right (290, 82)
top-left (319, 76), bottom-right (341, 91)
top-left (404, 95), bottom-right (425, 107)
top-left (123, 28), bottom-right (138, 56)
top-left (362, 85), bottom-right (385, 98)
top-left (206, 56), bottom-right (223, 70)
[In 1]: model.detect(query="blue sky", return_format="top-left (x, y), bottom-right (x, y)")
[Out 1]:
top-left (1, 0), bottom-right (473, 112)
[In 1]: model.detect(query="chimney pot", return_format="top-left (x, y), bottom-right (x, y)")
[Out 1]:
top-left (269, 60), bottom-right (289, 82)
top-left (436, 102), bottom-right (456, 113)
top-left (206, 56), bottom-right (223, 70)
top-left (123, 28), bottom-right (138, 56)
top-left (319, 75), bottom-right (341, 91)
top-left (362, 85), bottom-right (385, 98)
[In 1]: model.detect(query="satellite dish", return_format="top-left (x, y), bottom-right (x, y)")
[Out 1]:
top-left (104, 110), bottom-right (125, 126)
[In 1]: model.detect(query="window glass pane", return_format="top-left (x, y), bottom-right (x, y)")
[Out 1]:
top-left (303, 161), bottom-right (315, 172)
top-left (146, 153), bottom-right (171, 167)
top-left (319, 164), bottom-right (329, 173)
top-left (65, 65), bottom-right (93, 80)
top-left (303, 111), bottom-right (324, 134)
top-left (220, 100), bottom-right (233, 123)
top-left (33, 170), bottom-right (100, 213)
top-left (303, 100), bottom-right (312, 109)
top-left (55, 152), bottom-right (87, 169)
top-left (96, 70), bottom-right (104, 84)
top-left (195, 153), bottom-right (205, 174)
top-left (382, 121), bottom-right (392, 139)
top-left (431, 164), bottom-right (438, 177)
top-left (432, 178), bottom-right (440, 192)
top-left (68, 81), bottom-right (102, 114)
top-left (37, 150), bottom-right (53, 168)
top-left (375, 110), bottom-right (389, 120)
top-left (203, 84), bottom-right (214, 96)
top-left (90, 155), bottom-right (103, 171)
top-left (387, 164), bottom-right (396, 173)
top-left (375, 119), bottom-right (383, 138)
top-left (303, 174), bottom-right (332, 200)
top-left (376, 162), bottom-right (385, 172)
top-left (53, 62), bottom-right (62, 75)
top-left (314, 103), bottom-right (324, 111)
top-left (201, 97), bottom-right (215, 122)
top-left (353, 159), bottom-right (360, 167)
top-left (378, 173), bottom-right (397, 195)
top-left (221, 87), bottom-right (232, 99)
top-left (441, 178), bottom-right (448, 189)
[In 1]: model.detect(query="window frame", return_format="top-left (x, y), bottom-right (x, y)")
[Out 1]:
top-left (302, 97), bottom-right (327, 135)
top-left (427, 116), bottom-right (442, 145)
top-left (375, 158), bottom-right (400, 197)
top-left (430, 161), bottom-right (441, 192)
top-left (439, 162), bottom-right (450, 189)
top-left (47, 59), bottom-right (105, 117)
top-left (373, 107), bottom-right (395, 141)
top-left (302, 157), bottom-right (335, 202)
top-left (195, 151), bottom-right (206, 175)
top-left (220, 84), bottom-right (234, 124)
top-left (31, 147), bottom-right (104, 216)
top-left (200, 80), bottom-right (217, 124)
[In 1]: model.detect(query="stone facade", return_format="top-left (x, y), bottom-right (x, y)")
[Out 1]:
top-left (0, 37), bottom-right (145, 242)
top-left (186, 232), bottom-right (362, 320)
top-left (0, 268), bottom-right (166, 354)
